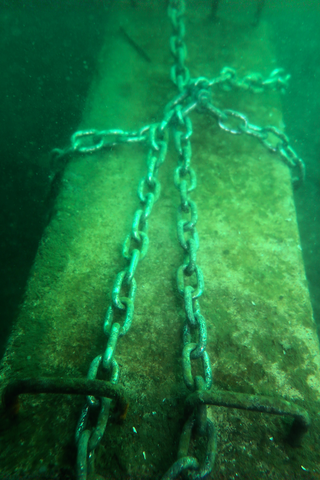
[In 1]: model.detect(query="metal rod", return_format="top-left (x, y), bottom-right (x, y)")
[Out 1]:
top-left (185, 388), bottom-right (310, 446)
top-left (2, 377), bottom-right (128, 415)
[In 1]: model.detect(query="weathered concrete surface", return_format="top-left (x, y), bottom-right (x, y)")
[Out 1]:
top-left (1, 1), bottom-right (320, 479)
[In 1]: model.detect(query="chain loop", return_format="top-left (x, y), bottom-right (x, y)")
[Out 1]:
top-left (112, 271), bottom-right (137, 310)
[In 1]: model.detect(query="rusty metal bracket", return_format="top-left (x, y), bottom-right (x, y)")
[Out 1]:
top-left (185, 386), bottom-right (310, 447)
top-left (2, 377), bottom-right (128, 418)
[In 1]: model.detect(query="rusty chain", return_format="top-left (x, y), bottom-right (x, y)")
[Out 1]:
top-left (48, 0), bottom-right (308, 478)
top-left (161, 98), bottom-right (217, 480)
top-left (53, 79), bottom-right (304, 190)
top-left (74, 125), bottom-right (168, 478)
top-left (162, 1), bottom-right (306, 479)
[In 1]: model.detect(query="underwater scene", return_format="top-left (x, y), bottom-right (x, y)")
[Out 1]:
top-left (0, 0), bottom-right (319, 479)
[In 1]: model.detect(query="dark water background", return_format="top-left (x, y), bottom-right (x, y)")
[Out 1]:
top-left (0, 0), bottom-right (109, 358)
top-left (0, 0), bottom-right (319, 358)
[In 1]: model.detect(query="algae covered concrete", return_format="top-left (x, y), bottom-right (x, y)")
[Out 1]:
top-left (0, 1), bottom-right (320, 479)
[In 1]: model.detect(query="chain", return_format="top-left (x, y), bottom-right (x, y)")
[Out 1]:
top-left (74, 125), bottom-right (168, 478)
top-left (206, 100), bottom-right (305, 189)
top-left (54, 78), bottom-right (304, 189)
top-left (168, 0), bottom-right (190, 92)
top-left (53, 72), bottom-right (301, 189)
top-left (162, 2), bottom-right (216, 479)
top-left (164, 3), bottom-right (215, 478)
top-left (213, 66), bottom-right (291, 93)
top-left (162, 1), bottom-right (306, 478)
top-left (51, 125), bottom-right (150, 159)
top-left (161, 100), bottom-right (217, 480)
top-left (47, 1), bottom-right (308, 478)
top-left (161, 74), bottom-right (305, 188)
